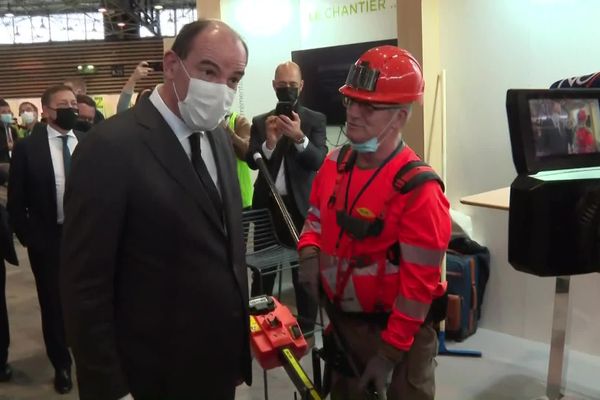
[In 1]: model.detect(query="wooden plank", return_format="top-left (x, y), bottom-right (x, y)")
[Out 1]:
top-left (0, 39), bottom-right (164, 98)
top-left (460, 187), bottom-right (510, 211)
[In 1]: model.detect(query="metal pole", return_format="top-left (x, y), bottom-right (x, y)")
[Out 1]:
top-left (253, 152), bottom-right (299, 244)
top-left (546, 276), bottom-right (571, 400)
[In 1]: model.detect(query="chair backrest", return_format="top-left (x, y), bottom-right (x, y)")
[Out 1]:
top-left (242, 208), bottom-right (282, 254)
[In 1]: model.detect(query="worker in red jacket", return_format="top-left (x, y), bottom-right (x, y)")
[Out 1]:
top-left (298, 46), bottom-right (451, 400)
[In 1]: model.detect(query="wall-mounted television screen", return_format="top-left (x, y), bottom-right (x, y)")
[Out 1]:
top-left (292, 39), bottom-right (397, 126)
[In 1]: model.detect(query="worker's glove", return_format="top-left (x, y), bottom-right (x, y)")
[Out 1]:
top-left (298, 246), bottom-right (320, 303)
top-left (358, 342), bottom-right (405, 400)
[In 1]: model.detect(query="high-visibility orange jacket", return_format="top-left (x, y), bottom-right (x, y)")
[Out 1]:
top-left (298, 144), bottom-right (451, 351)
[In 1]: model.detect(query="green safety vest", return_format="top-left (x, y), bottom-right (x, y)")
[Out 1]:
top-left (229, 112), bottom-right (253, 208)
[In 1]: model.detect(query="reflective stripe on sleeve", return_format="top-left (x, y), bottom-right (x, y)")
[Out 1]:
top-left (301, 219), bottom-right (322, 235)
top-left (400, 242), bottom-right (445, 267)
top-left (394, 294), bottom-right (431, 320)
top-left (307, 206), bottom-right (321, 219)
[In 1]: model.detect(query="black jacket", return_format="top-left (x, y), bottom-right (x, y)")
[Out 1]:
top-left (7, 123), bottom-right (87, 251)
top-left (246, 105), bottom-right (327, 217)
top-left (59, 98), bottom-right (250, 400)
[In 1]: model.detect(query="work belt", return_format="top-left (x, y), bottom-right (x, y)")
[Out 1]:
top-left (327, 292), bottom-right (448, 326)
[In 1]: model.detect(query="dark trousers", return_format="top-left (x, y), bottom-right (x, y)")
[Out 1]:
top-left (328, 307), bottom-right (438, 400)
top-left (0, 260), bottom-right (8, 366)
top-left (27, 228), bottom-right (71, 370)
top-left (250, 195), bottom-right (318, 334)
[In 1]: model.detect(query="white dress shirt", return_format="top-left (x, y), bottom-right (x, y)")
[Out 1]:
top-left (261, 136), bottom-right (309, 195)
top-left (47, 124), bottom-right (78, 224)
top-left (149, 86), bottom-right (220, 196)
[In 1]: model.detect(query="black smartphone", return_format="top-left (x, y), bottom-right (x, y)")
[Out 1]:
top-left (275, 101), bottom-right (294, 119)
top-left (147, 61), bottom-right (163, 72)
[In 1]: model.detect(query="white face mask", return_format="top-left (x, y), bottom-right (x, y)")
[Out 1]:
top-left (20, 111), bottom-right (36, 126)
top-left (174, 59), bottom-right (236, 131)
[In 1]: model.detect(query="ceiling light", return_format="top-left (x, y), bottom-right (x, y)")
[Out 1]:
top-left (40, 19), bottom-right (46, 29)
top-left (167, 12), bottom-right (173, 23)
top-left (154, 4), bottom-right (163, 10)
top-left (98, 7), bottom-right (107, 13)
top-left (117, 21), bottom-right (126, 27)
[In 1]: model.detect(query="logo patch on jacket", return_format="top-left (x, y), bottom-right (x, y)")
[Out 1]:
top-left (356, 207), bottom-right (376, 219)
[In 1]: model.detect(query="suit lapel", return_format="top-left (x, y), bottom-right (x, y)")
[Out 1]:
top-left (134, 99), bottom-right (226, 235)
top-left (30, 124), bottom-right (57, 222)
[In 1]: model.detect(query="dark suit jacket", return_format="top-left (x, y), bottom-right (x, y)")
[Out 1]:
top-left (246, 106), bottom-right (327, 217)
top-left (7, 123), bottom-right (87, 251)
top-left (540, 118), bottom-right (571, 156)
top-left (59, 98), bottom-right (250, 400)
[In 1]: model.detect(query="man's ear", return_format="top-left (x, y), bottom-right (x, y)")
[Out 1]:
top-left (163, 51), bottom-right (180, 81)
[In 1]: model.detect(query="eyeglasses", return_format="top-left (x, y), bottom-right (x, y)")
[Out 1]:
top-left (342, 96), bottom-right (403, 111)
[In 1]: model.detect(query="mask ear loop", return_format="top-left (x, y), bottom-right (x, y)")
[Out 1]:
top-left (374, 108), bottom-right (402, 148)
top-left (173, 57), bottom-right (192, 103)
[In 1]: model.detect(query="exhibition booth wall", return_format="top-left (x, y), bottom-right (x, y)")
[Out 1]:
top-left (439, 0), bottom-right (600, 356)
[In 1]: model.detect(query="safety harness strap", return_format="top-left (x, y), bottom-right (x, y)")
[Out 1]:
top-left (393, 160), bottom-right (445, 194)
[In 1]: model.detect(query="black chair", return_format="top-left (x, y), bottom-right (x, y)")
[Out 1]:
top-left (243, 208), bottom-right (300, 298)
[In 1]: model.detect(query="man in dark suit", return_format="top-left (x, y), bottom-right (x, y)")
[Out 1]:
top-left (7, 85), bottom-right (87, 394)
top-left (540, 101), bottom-right (572, 156)
top-left (0, 167), bottom-right (18, 382)
top-left (60, 20), bottom-right (250, 400)
top-left (246, 61), bottom-right (327, 334)
top-left (0, 98), bottom-right (18, 164)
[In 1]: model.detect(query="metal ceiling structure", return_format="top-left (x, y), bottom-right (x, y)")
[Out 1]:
top-left (0, 0), bottom-right (195, 15)
top-left (0, 0), bottom-right (196, 38)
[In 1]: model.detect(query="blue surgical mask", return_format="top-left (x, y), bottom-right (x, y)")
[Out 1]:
top-left (350, 136), bottom-right (379, 153)
top-left (0, 114), bottom-right (13, 125)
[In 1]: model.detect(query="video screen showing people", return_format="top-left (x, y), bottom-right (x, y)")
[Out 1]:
top-left (529, 98), bottom-right (600, 158)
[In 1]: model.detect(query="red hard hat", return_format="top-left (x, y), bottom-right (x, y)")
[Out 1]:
top-left (578, 109), bottom-right (587, 122)
top-left (339, 45), bottom-right (424, 104)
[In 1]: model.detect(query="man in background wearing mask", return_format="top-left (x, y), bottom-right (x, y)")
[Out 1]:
top-left (60, 20), bottom-right (250, 400)
top-left (7, 85), bottom-right (88, 395)
top-left (297, 46), bottom-right (450, 400)
top-left (17, 101), bottom-right (39, 138)
top-left (0, 99), bottom-right (17, 163)
top-left (246, 61), bottom-right (327, 337)
top-left (75, 95), bottom-right (97, 132)
top-left (63, 78), bottom-right (105, 124)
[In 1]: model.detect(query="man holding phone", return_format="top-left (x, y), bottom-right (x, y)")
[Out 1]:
top-left (246, 61), bottom-right (327, 336)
